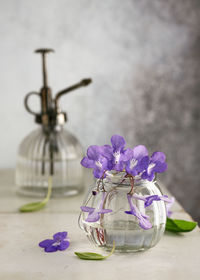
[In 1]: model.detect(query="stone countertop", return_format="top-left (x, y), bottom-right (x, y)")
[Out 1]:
top-left (0, 169), bottom-right (199, 280)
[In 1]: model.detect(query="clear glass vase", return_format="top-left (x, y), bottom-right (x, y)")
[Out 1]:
top-left (16, 127), bottom-right (84, 197)
top-left (79, 172), bottom-right (167, 252)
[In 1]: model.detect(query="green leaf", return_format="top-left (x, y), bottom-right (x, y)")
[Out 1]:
top-left (19, 177), bottom-right (52, 213)
top-left (74, 252), bottom-right (106, 260)
top-left (166, 217), bottom-right (197, 232)
top-left (75, 241), bottom-right (115, 260)
top-left (19, 201), bottom-right (46, 212)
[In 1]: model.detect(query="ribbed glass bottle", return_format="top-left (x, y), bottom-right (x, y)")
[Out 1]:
top-left (16, 127), bottom-right (84, 197)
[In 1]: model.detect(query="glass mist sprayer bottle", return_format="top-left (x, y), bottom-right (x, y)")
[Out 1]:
top-left (16, 48), bottom-right (92, 197)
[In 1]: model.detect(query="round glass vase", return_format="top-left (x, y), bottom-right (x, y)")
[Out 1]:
top-left (78, 172), bottom-right (167, 252)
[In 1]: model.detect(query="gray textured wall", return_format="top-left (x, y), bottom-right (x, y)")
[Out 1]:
top-left (0, 0), bottom-right (199, 221)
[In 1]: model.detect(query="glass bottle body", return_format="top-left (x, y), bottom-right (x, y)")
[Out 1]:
top-left (79, 174), bottom-right (166, 252)
top-left (16, 126), bottom-right (84, 197)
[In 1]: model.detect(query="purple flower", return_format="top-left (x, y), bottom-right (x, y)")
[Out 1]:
top-left (39, 232), bottom-right (70, 253)
top-left (81, 192), bottom-right (112, 222)
top-left (125, 145), bottom-right (149, 176)
top-left (81, 135), bottom-right (168, 180)
top-left (142, 151), bottom-right (167, 181)
top-left (81, 145), bottom-right (109, 178)
top-left (102, 135), bottom-right (132, 171)
top-left (125, 194), bottom-right (152, 230)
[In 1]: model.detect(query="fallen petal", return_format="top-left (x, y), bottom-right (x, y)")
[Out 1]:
top-left (58, 240), bottom-right (70, 251)
top-left (44, 245), bottom-right (58, 253)
top-left (39, 239), bottom-right (54, 248)
top-left (53, 231), bottom-right (68, 241)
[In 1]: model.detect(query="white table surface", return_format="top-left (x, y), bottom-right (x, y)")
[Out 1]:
top-left (0, 169), bottom-right (199, 280)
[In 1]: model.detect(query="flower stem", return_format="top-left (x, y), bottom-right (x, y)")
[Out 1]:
top-left (43, 176), bottom-right (52, 203)
top-left (19, 176), bottom-right (52, 212)
top-left (97, 170), bottom-right (107, 192)
top-left (127, 175), bottom-right (134, 195)
top-left (104, 240), bottom-right (115, 259)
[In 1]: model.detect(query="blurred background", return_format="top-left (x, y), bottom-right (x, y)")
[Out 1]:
top-left (0, 0), bottom-right (199, 221)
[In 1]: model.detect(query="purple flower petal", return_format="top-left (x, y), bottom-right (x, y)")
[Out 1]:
top-left (80, 206), bottom-right (95, 212)
top-left (81, 192), bottom-right (112, 223)
top-left (125, 211), bottom-right (133, 215)
top-left (100, 157), bottom-right (109, 170)
top-left (121, 148), bottom-right (133, 161)
top-left (58, 240), bottom-right (70, 251)
top-left (126, 155), bottom-right (149, 176)
top-left (125, 159), bottom-right (138, 176)
top-left (161, 196), bottom-right (174, 203)
top-left (39, 239), bottom-right (55, 248)
top-left (125, 145), bottom-right (149, 176)
top-left (141, 170), bottom-right (155, 181)
top-left (111, 135), bottom-right (126, 152)
top-left (44, 245), bottom-right (58, 253)
top-left (99, 209), bottom-right (112, 214)
top-left (100, 135), bottom-right (131, 172)
top-left (81, 157), bottom-right (95, 168)
top-left (125, 205), bottom-right (152, 230)
top-left (93, 167), bottom-right (105, 178)
top-left (53, 232), bottom-right (68, 241)
top-left (85, 211), bottom-right (100, 222)
top-left (125, 195), bottom-right (152, 230)
top-left (87, 145), bottom-right (102, 161)
top-left (141, 151), bottom-right (167, 181)
top-left (114, 161), bottom-right (125, 172)
top-left (132, 145), bottom-right (148, 159)
top-left (138, 215), bottom-right (152, 230)
top-left (141, 213), bottom-right (149, 219)
top-left (151, 151), bottom-right (166, 163)
top-left (101, 145), bottom-right (113, 160)
top-left (137, 156), bottom-right (149, 173)
top-left (144, 195), bottom-right (161, 207)
top-left (144, 194), bottom-right (173, 211)
top-left (153, 162), bottom-right (168, 173)
top-left (92, 157), bottom-right (109, 178)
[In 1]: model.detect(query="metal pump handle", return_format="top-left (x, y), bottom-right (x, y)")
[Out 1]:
top-left (24, 91), bottom-right (40, 116)
top-left (35, 48), bottom-right (54, 88)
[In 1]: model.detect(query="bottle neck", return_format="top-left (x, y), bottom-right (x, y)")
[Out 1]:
top-left (103, 171), bottom-right (155, 188)
top-left (42, 123), bottom-right (64, 134)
